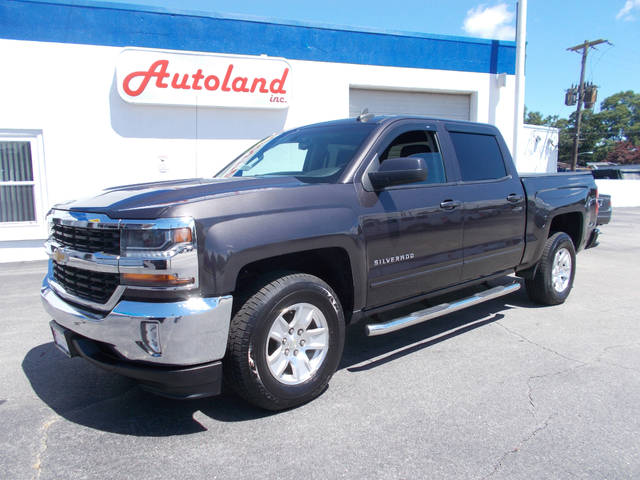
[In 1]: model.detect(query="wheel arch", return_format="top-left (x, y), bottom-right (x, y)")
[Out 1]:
top-left (548, 211), bottom-right (584, 249)
top-left (517, 210), bottom-right (584, 279)
top-left (232, 247), bottom-right (357, 323)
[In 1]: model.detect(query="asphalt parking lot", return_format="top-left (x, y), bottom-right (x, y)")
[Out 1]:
top-left (1, 208), bottom-right (639, 480)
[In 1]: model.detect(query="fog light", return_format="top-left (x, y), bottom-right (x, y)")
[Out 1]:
top-left (141, 321), bottom-right (162, 356)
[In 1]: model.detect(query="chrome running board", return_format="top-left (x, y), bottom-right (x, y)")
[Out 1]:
top-left (365, 282), bottom-right (521, 336)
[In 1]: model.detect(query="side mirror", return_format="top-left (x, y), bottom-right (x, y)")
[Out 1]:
top-left (368, 157), bottom-right (428, 190)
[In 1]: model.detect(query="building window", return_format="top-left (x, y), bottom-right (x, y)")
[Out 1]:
top-left (0, 131), bottom-right (47, 242)
top-left (0, 142), bottom-right (36, 222)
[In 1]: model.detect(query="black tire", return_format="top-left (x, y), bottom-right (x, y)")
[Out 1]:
top-left (225, 273), bottom-right (345, 411)
top-left (525, 232), bottom-right (576, 305)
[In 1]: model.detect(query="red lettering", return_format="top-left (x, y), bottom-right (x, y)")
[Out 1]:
top-left (191, 69), bottom-right (204, 90)
top-left (122, 60), bottom-right (288, 100)
top-left (232, 77), bottom-right (250, 92)
top-left (122, 59), bottom-right (170, 96)
top-left (171, 73), bottom-right (191, 90)
top-left (250, 78), bottom-right (268, 93)
top-left (221, 64), bottom-right (234, 91)
top-left (269, 68), bottom-right (289, 94)
top-left (204, 75), bottom-right (220, 90)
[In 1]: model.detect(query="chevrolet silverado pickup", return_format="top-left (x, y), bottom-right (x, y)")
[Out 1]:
top-left (41, 115), bottom-right (601, 410)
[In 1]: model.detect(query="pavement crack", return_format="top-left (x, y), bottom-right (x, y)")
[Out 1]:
top-left (596, 359), bottom-right (640, 375)
top-left (30, 389), bottom-right (134, 479)
top-left (32, 414), bottom-right (60, 480)
top-left (495, 321), bottom-right (586, 364)
top-left (526, 377), bottom-right (537, 416)
top-left (481, 414), bottom-right (556, 480)
top-left (595, 343), bottom-right (640, 374)
top-left (525, 364), bottom-right (588, 418)
top-left (600, 343), bottom-right (640, 353)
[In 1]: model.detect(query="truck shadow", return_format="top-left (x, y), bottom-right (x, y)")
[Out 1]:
top-left (22, 344), bottom-right (275, 436)
top-left (342, 297), bottom-right (510, 373)
top-left (22, 286), bottom-right (537, 436)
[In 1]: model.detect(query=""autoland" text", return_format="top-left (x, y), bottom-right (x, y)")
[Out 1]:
top-left (122, 60), bottom-right (289, 101)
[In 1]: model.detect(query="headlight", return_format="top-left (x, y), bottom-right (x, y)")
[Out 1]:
top-left (119, 221), bottom-right (198, 289)
top-left (121, 227), bottom-right (192, 253)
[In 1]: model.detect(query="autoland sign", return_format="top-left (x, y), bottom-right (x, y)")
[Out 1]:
top-left (116, 48), bottom-right (291, 109)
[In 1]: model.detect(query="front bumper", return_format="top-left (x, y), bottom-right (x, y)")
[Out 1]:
top-left (41, 275), bottom-right (233, 398)
top-left (53, 322), bottom-right (224, 399)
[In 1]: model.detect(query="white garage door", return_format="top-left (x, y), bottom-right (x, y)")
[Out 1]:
top-left (349, 88), bottom-right (470, 121)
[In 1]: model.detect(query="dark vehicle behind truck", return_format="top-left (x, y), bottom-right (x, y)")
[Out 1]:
top-left (597, 194), bottom-right (612, 226)
top-left (592, 165), bottom-right (640, 180)
top-left (42, 116), bottom-right (601, 410)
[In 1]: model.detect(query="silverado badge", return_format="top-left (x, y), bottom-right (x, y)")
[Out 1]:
top-left (373, 253), bottom-right (415, 267)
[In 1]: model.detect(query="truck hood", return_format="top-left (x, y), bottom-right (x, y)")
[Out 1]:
top-left (54, 176), bottom-right (310, 219)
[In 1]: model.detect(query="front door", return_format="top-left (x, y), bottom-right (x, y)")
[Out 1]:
top-left (359, 124), bottom-right (464, 309)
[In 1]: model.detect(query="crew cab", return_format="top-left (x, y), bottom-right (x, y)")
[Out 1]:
top-left (41, 116), bottom-right (601, 410)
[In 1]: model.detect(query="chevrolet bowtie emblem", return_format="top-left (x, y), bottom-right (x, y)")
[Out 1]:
top-left (52, 249), bottom-right (67, 263)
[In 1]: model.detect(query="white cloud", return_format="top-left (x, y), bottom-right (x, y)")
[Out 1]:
top-left (463, 3), bottom-right (515, 40)
top-left (617, 0), bottom-right (640, 20)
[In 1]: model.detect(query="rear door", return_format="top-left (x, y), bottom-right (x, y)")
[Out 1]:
top-left (358, 121), bottom-right (464, 308)
top-left (444, 123), bottom-right (526, 281)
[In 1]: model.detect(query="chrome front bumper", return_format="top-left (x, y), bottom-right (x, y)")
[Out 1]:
top-left (41, 275), bottom-right (233, 366)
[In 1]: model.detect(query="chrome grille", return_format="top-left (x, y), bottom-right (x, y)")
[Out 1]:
top-left (53, 262), bottom-right (119, 304)
top-left (52, 224), bottom-right (120, 255)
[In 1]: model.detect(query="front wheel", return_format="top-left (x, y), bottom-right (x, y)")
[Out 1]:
top-left (225, 273), bottom-right (345, 411)
top-left (525, 232), bottom-right (576, 305)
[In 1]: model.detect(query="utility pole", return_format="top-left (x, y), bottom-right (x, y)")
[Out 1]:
top-left (567, 39), bottom-right (608, 171)
top-left (513, 0), bottom-right (527, 169)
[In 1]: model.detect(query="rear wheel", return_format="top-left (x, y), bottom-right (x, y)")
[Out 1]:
top-left (225, 273), bottom-right (345, 411)
top-left (525, 232), bottom-right (576, 305)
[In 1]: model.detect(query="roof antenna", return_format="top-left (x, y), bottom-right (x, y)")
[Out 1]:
top-left (357, 108), bottom-right (374, 123)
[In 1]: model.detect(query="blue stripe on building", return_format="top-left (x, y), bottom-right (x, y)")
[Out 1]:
top-left (1, 0), bottom-right (516, 75)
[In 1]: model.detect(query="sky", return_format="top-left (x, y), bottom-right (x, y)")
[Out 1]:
top-left (52, 0), bottom-right (640, 118)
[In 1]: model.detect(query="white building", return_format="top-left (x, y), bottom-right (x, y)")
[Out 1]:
top-left (1, 0), bottom-right (540, 261)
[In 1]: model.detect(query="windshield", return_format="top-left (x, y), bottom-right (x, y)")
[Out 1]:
top-left (216, 123), bottom-right (375, 182)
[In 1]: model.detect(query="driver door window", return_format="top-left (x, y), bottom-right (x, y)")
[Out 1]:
top-left (380, 130), bottom-right (447, 185)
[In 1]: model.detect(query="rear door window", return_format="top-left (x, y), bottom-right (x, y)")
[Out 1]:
top-left (449, 132), bottom-right (507, 182)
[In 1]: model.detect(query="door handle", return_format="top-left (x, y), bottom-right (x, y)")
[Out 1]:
top-left (440, 200), bottom-right (461, 210)
top-left (507, 194), bottom-right (523, 203)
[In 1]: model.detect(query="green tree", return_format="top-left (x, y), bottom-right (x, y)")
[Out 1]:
top-left (524, 108), bottom-right (559, 127)
top-left (524, 108), bottom-right (545, 125)
top-left (596, 91), bottom-right (640, 144)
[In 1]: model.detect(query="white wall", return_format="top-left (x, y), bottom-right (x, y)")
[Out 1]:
top-left (515, 124), bottom-right (558, 173)
top-left (0, 39), bottom-right (517, 251)
top-left (595, 180), bottom-right (640, 207)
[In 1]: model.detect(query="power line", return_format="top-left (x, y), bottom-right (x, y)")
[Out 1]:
top-left (588, 43), bottom-right (615, 81)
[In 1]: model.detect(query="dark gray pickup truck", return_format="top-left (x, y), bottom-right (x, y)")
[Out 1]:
top-left (42, 116), bottom-right (601, 410)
